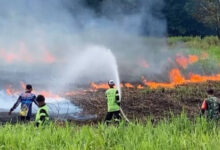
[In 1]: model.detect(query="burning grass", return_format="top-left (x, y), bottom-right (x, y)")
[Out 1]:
top-left (72, 81), bottom-right (220, 122)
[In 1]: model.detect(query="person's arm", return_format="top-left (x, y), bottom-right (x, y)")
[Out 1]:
top-left (9, 96), bottom-right (21, 115)
top-left (35, 109), bottom-right (48, 127)
top-left (200, 100), bottom-right (207, 117)
top-left (33, 95), bottom-right (39, 106)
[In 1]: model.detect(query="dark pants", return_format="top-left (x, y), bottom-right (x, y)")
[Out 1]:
top-left (105, 111), bottom-right (121, 125)
top-left (20, 116), bottom-right (31, 122)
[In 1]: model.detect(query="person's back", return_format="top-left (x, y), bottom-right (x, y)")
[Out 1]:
top-left (203, 96), bottom-right (220, 120)
top-left (9, 84), bottom-right (38, 121)
top-left (106, 88), bottom-right (120, 112)
top-left (201, 89), bottom-right (220, 120)
top-left (104, 80), bottom-right (121, 125)
top-left (19, 92), bottom-right (36, 117)
top-left (35, 95), bottom-right (49, 127)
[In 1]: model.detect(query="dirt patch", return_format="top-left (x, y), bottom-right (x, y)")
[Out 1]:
top-left (71, 81), bottom-right (220, 122)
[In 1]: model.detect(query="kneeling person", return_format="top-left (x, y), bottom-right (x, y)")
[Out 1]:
top-left (201, 89), bottom-right (220, 120)
top-left (105, 80), bottom-right (121, 125)
top-left (35, 95), bottom-right (49, 127)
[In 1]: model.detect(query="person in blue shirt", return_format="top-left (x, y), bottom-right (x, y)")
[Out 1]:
top-left (9, 84), bottom-right (38, 122)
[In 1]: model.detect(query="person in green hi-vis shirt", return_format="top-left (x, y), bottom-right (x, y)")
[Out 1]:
top-left (104, 80), bottom-right (121, 125)
top-left (35, 95), bottom-right (49, 127)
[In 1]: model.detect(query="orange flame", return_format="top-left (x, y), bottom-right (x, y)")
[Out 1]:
top-left (0, 43), bottom-right (57, 64)
top-left (124, 83), bottom-right (134, 88)
top-left (169, 69), bottom-right (185, 84)
top-left (175, 54), bottom-right (199, 69)
top-left (37, 90), bottom-right (61, 99)
top-left (188, 55), bottom-right (199, 64)
top-left (20, 82), bottom-right (26, 90)
top-left (137, 84), bottom-right (144, 89)
top-left (90, 82), bottom-right (109, 89)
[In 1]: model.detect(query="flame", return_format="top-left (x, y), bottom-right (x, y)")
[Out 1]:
top-left (188, 55), bottom-right (199, 64)
top-left (169, 69), bottom-right (185, 84)
top-left (20, 82), bottom-right (26, 90)
top-left (4, 69), bottom-right (220, 97)
top-left (124, 83), bottom-right (134, 88)
top-left (6, 85), bottom-right (14, 95)
top-left (141, 68), bottom-right (220, 89)
top-left (189, 73), bottom-right (220, 83)
top-left (37, 90), bottom-right (61, 99)
top-left (0, 43), bottom-right (57, 64)
top-left (175, 55), bottom-right (188, 68)
top-left (90, 82), bottom-right (109, 89)
top-left (175, 54), bottom-right (199, 69)
top-left (5, 85), bottom-right (20, 96)
top-left (137, 84), bottom-right (144, 89)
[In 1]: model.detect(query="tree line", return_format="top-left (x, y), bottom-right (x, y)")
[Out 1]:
top-left (83, 0), bottom-right (219, 37)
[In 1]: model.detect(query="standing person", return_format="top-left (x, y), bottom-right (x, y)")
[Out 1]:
top-left (201, 89), bottom-right (220, 120)
top-left (35, 95), bottom-right (49, 127)
top-left (104, 80), bottom-right (121, 125)
top-left (9, 84), bottom-right (38, 122)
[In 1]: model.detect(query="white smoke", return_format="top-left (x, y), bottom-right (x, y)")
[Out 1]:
top-left (0, 0), bottom-right (168, 87)
top-left (0, 90), bottom-right (81, 116)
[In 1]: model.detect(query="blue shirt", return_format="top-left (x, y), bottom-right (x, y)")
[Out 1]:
top-left (11, 92), bottom-right (38, 117)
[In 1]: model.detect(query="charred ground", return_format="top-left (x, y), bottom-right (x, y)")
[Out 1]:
top-left (71, 81), bottom-right (220, 122)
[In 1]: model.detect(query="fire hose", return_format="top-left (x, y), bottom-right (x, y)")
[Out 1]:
top-left (120, 107), bottom-right (130, 123)
top-left (119, 98), bottom-right (130, 123)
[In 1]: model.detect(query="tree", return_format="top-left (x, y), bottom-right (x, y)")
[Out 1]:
top-left (185, 0), bottom-right (220, 38)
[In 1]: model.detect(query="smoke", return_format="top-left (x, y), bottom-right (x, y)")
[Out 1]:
top-left (0, 0), bottom-right (169, 88)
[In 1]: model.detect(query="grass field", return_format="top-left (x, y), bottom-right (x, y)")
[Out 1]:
top-left (0, 115), bottom-right (219, 150)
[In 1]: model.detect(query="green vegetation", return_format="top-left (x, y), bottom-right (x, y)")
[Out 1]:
top-left (0, 115), bottom-right (220, 150)
top-left (168, 36), bottom-right (220, 74)
top-left (84, 0), bottom-right (217, 37)
top-left (168, 36), bottom-right (220, 61)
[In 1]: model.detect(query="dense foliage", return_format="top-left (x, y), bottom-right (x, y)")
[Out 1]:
top-left (82, 0), bottom-right (217, 37)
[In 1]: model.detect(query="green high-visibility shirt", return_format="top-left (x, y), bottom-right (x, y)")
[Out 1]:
top-left (105, 88), bottom-right (120, 112)
top-left (35, 104), bottom-right (49, 126)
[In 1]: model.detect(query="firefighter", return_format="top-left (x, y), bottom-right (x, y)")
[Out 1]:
top-left (104, 80), bottom-right (121, 125)
top-left (9, 84), bottom-right (38, 122)
top-left (201, 89), bottom-right (220, 120)
top-left (35, 95), bottom-right (49, 127)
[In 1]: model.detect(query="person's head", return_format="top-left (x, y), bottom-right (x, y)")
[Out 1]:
top-left (108, 80), bottom-right (115, 88)
top-left (207, 89), bottom-right (214, 95)
top-left (36, 95), bottom-right (45, 106)
top-left (26, 84), bottom-right (32, 93)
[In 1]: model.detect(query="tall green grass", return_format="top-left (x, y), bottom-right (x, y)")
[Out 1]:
top-left (0, 115), bottom-right (220, 150)
top-left (168, 36), bottom-right (220, 50)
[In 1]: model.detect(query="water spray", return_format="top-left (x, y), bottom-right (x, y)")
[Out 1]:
top-left (59, 45), bottom-right (130, 122)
